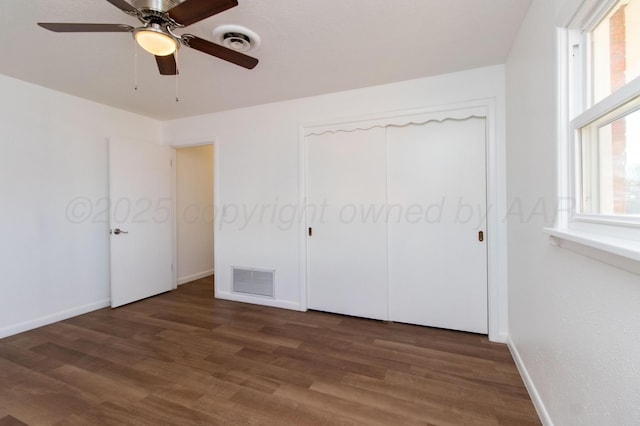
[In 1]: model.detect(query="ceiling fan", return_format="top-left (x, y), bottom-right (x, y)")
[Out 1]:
top-left (37, 0), bottom-right (258, 75)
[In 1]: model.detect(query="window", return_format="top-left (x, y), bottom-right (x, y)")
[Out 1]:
top-left (591, 1), bottom-right (640, 103)
top-left (549, 0), bottom-right (640, 264)
top-left (570, 0), bottom-right (640, 226)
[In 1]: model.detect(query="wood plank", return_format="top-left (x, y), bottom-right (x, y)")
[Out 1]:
top-left (310, 379), bottom-right (494, 425)
top-left (273, 383), bottom-right (427, 426)
top-left (0, 416), bottom-right (28, 426)
top-left (230, 387), bottom-right (358, 425)
top-left (343, 371), bottom-right (500, 422)
top-left (0, 342), bottom-right (63, 374)
top-left (47, 365), bottom-right (149, 405)
top-left (0, 277), bottom-right (540, 425)
top-left (0, 358), bottom-right (92, 425)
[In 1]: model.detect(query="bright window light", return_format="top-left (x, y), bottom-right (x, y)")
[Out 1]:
top-left (592, 0), bottom-right (640, 104)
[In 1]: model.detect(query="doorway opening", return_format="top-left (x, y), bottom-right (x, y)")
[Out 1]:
top-left (175, 144), bottom-right (215, 292)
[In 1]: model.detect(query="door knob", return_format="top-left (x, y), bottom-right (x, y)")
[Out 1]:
top-left (112, 228), bottom-right (128, 235)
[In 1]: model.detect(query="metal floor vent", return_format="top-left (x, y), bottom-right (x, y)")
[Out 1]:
top-left (232, 267), bottom-right (275, 298)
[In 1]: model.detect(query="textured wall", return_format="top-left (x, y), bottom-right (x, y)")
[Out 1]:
top-left (0, 74), bottom-right (162, 337)
top-left (506, 0), bottom-right (640, 424)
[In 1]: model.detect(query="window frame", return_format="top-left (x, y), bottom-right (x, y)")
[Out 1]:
top-left (549, 0), bottom-right (640, 267)
top-left (566, 0), bottom-right (640, 230)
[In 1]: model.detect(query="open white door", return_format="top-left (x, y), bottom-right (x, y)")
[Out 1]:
top-left (109, 138), bottom-right (174, 308)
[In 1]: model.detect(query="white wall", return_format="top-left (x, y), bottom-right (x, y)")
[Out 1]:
top-left (0, 74), bottom-right (162, 338)
top-left (163, 65), bottom-right (506, 315)
top-left (506, 0), bottom-right (640, 424)
top-left (176, 145), bottom-right (214, 284)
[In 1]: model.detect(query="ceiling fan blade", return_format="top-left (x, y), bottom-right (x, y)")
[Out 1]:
top-left (38, 23), bottom-right (133, 32)
top-left (184, 35), bottom-right (258, 69)
top-left (156, 54), bottom-right (178, 75)
top-left (105, 0), bottom-right (139, 15)
top-left (168, 0), bottom-right (238, 27)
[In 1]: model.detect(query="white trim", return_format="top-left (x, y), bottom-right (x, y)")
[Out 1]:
top-left (573, 213), bottom-right (640, 227)
top-left (0, 299), bottom-right (111, 339)
top-left (170, 147), bottom-right (177, 290)
top-left (303, 106), bottom-right (486, 136)
top-left (484, 98), bottom-right (509, 343)
top-left (385, 126), bottom-right (391, 322)
top-left (567, 0), bottom-right (617, 29)
top-left (168, 137), bottom-right (218, 149)
top-left (544, 227), bottom-right (640, 269)
top-left (507, 337), bottom-right (553, 426)
top-left (297, 124), bottom-right (309, 311)
top-left (177, 269), bottom-right (215, 285)
top-left (213, 142), bottom-right (220, 294)
top-left (298, 98), bottom-right (508, 342)
top-left (302, 100), bottom-right (491, 134)
top-left (557, 28), bottom-right (573, 228)
top-left (215, 291), bottom-right (302, 311)
top-left (545, 228), bottom-right (640, 259)
top-left (570, 77), bottom-right (640, 127)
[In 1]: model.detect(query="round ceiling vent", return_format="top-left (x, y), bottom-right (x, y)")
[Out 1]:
top-left (212, 24), bottom-right (261, 53)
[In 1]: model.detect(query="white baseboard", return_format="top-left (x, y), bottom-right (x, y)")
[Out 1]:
top-left (507, 337), bottom-right (553, 426)
top-left (177, 269), bottom-right (214, 285)
top-left (491, 331), bottom-right (509, 344)
top-left (215, 290), bottom-right (302, 311)
top-left (0, 298), bottom-right (111, 339)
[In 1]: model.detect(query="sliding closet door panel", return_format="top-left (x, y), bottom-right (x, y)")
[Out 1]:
top-left (387, 118), bottom-right (488, 333)
top-left (306, 128), bottom-right (388, 320)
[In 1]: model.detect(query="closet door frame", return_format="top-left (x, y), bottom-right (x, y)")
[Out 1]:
top-left (298, 98), bottom-right (507, 343)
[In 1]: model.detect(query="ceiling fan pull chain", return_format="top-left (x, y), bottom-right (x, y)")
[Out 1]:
top-left (175, 49), bottom-right (179, 103)
top-left (133, 38), bottom-right (138, 91)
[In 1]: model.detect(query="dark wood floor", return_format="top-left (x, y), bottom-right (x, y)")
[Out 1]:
top-left (0, 276), bottom-right (539, 425)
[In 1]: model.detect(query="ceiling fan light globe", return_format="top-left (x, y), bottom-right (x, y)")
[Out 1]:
top-left (134, 28), bottom-right (177, 56)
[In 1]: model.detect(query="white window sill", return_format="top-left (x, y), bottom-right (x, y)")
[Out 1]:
top-left (544, 227), bottom-right (640, 275)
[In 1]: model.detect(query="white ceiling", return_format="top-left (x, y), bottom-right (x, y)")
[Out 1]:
top-left (0, 0), bottom-right (531, 120)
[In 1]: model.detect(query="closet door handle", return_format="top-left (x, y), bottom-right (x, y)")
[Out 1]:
top-left (478, 230), bottom-right (484, 242)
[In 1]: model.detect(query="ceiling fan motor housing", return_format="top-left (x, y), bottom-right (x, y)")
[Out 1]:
top-left (133, 0), bottom-right (182, 14)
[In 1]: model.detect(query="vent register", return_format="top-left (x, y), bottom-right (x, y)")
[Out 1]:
top-left (232, 267), bottom-right (274, 298)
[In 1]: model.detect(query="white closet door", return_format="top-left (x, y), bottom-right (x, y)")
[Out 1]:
top-left (306, 127), bottom-right (388, 320)
top-left (387, 118), bottom-right (488, 334)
